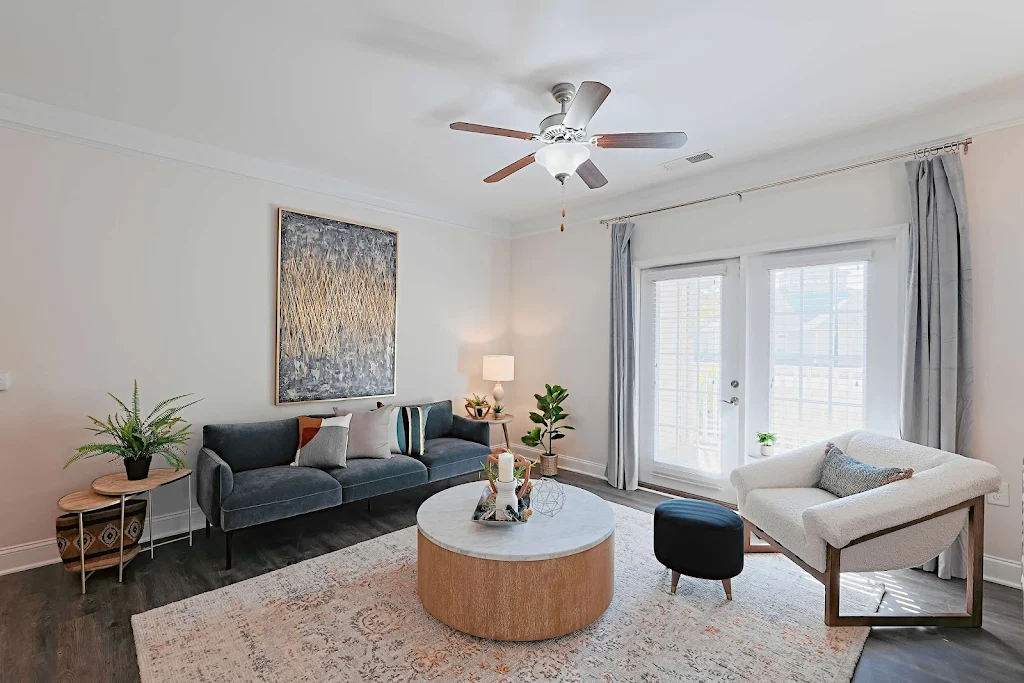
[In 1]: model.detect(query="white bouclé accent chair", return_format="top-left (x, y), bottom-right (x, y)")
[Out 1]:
top-left (730, 430), bottom-right (1002, 627)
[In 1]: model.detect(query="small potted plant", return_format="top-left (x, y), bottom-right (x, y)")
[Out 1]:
top-left (522, 384), bottom-right (572, 476)
top-left (493, 404), bottom-right (505, 417)
top-left (64, 381), bottom-right (200, 480)
top-left (756, 432), bottom-right (777, 457)
top-left (464, 393), bottom-right (491, 419)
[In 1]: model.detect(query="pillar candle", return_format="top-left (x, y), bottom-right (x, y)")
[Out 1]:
top-left (498, 450), bottom-right (513, 482)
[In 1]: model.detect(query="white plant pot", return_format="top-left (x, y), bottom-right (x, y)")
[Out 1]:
top-left (760, 444), bottom-right (774, 457)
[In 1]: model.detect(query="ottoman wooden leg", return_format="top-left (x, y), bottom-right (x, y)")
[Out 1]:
top-left (722, 578), bottom-right (732, 600)
top-left (670, 570), bottom-right (680, 594)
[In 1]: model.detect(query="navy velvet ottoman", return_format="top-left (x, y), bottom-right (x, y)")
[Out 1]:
top-left (653, 499), bottom-right (744, 599)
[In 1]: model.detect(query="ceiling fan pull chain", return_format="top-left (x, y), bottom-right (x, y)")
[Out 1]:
top-left (560, 181), bottom-right (566, 232)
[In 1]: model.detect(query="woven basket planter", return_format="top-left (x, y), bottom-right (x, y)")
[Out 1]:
top-left (538, 453), bottom-right (558, 477)
top-left (55, 499), bottom-right (147, 573)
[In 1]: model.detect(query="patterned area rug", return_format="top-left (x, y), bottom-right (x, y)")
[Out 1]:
top-left (132, 503), bottom-right (883, 682)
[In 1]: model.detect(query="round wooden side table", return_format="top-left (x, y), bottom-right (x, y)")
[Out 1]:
top-left (474, 414), bottom-right (514, 448)
top-left (91, 468), bottom-right (193, 582)
top-left (57, 490), bottom-right (123, 594)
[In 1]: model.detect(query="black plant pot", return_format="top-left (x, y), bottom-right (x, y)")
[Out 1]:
top-left (124, 456), bottom-right (153, 481)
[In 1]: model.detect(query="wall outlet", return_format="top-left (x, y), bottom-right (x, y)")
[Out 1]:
top-left (987, 482), bottom-right (1010, 507)
top-left (0, 372), bottom-right (9, 391)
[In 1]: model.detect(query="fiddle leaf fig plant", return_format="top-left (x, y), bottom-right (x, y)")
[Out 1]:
top-left (521, 384), bottom-right (573, 456)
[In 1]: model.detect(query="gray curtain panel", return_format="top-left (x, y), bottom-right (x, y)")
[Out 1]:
top-left (902, 154), bottom-right (974, 579)
top-left (607, 222), bottom-right (639, 490)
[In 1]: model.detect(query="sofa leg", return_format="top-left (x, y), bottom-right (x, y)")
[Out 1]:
top-left (722, 579), bottom-right (732, 600)
top-left (670, 570), bottom-right (680, 594)
top-left (225, 531), bottom-right (233, 570)
top-left (205, 519), bottom-right (211, 538)
top-left (367, 499), bottom-right (372, 513)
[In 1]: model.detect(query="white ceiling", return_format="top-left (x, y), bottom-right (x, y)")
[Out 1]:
top-left (3, 1), bottom-right (1024, 231)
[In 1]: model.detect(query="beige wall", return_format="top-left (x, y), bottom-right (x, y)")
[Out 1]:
top-left (511, 128), bottom-right (1023, 578)
top-left (0, 127), bottom-right (511, 570)
top-left (963, 125), bottom-right (1024, 567)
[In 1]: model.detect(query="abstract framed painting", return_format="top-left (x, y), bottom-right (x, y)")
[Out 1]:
top-left (275, 208), bottom-right (398, 404)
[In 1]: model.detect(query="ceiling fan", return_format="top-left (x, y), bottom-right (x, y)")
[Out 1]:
top-left (450, 81), bottom-right (687, 189)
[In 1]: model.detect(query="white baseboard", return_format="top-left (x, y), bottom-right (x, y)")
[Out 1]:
top-left (510, 444), bottom-right (607, 479)
top-left (0, 538), bottom-right (62, 576)
top-left (983, 555), bottom-right (1023, 590)
top-left (0, 508), bottom-right (207, 577)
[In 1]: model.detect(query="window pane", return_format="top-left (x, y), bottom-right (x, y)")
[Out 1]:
top-left (653, 275), bottom-right (722, 474)
top-left (769, 261), bottom-right (867, 451)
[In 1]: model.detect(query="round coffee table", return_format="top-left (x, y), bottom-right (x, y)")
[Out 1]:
top-left (416, 481), bottom-right (615, 641)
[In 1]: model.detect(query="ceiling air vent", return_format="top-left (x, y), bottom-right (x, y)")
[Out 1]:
top-left (661, 150), bottom-right (714, 171)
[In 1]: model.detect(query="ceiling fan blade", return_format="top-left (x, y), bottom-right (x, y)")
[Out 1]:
top-left (576, 159), bottom-right (608, 189)
top-left (484, 153), bottom-right (536, 183)
top-left (562, 81), bottom-right (611, 130)
top-left (450, 122), bottom-right (536, 140)
top-left (593, 132), bottom-right (688, 149)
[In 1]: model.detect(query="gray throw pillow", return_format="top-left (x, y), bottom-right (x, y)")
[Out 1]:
top-left (334, 406), bottom-right (393, 459)
top-left (294, 425), bottom-right (349, 469)
top-left (818, 442), bottom-right (914, 498)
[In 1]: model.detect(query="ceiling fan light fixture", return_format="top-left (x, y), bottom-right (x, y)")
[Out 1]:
top-left (534, 143), bottom-right (590, 180)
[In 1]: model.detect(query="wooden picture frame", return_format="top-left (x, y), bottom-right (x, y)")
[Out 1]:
top-left (275, 208), bottom-right (399, 405)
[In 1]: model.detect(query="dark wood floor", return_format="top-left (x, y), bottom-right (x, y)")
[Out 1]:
top-left (1, 470), bottom-right (1021, 682)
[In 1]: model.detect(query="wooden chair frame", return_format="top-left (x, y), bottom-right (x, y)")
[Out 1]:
top-left (742, 495), bottom-right (984, 627)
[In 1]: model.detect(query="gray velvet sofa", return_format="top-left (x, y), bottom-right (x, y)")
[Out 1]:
top-left (196, 400), bottom-right (489, 568)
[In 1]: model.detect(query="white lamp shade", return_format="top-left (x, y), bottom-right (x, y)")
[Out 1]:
top-left (482, 355), bottom-right (514, 382)
top-left (534, 143), bottom-right (590, 179)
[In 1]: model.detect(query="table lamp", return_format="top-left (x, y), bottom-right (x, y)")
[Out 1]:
top-left (482, 355), bottom-right (514, 403)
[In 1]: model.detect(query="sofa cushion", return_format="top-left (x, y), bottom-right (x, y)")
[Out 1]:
top-left (419, 437), bottom-right (490, 482)
top-left (402, 400), bottom-right (453, 440)
top-left (204, 418), bottom-right (299, 472)
top-left (401, 405), bottom-right (431, 456)
top-left (326, 455), bottom-right (427, 502)
top-left (743, 487), bottom-right (838, 572)
top-left (220, 466), bottom-right (342, 531)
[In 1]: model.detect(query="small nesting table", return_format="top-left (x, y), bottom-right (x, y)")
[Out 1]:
top-left (417, 481), bottom-right (615, 641)
top-left (57, 490), bottom-right (131, 594)
top-left (91, 468), bottom-right (193, 582)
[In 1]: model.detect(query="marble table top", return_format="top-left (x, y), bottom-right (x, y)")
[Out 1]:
top-left (416, 481), bottom-right (615, 562)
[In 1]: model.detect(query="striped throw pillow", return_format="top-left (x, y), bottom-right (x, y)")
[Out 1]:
top-left (402, 405), bottom-right (431, 456)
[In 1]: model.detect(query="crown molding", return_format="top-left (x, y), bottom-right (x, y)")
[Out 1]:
top-left (510, 103), bottom-right (1024, 239)
top-left (0, 93), bottom-right (511, 238)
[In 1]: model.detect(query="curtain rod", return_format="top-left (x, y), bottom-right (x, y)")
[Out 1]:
top-left (599, 137), bottom-right (972, 225)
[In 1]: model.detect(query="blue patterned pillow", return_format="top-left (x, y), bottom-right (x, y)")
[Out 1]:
top-left (402, 405), bottom-right (431, 456)
top-left (818, 443), bottom-right (914, 498)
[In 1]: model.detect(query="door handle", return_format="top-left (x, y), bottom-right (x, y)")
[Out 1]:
top-left (721, 397), bottom-right (739, 406)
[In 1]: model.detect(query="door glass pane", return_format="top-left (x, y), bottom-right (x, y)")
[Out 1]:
top-left (653, 275), bottom-right (723, 474)
top-left (769, 261), bottom-right (867, 450)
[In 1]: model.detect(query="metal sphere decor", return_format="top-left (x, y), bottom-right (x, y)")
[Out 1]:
top-left (531, 477), bottom-right (565, 517)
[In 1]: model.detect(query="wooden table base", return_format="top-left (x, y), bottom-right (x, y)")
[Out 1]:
top-left (417, 530), bottom-right (614, 641)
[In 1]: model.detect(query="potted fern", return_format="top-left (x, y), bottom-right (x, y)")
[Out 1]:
top-left (64, 381), bottom-right (200, 480)
top-left (522, 384), bottom-right (573, 476)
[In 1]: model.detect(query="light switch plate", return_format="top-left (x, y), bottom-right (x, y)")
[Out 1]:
top-left (987, 482), bottom-right (1010, 507)
top-left (0, 372), bottom-right (9, 391)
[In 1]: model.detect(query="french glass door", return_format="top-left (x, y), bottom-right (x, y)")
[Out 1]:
top-left (638, 259), bottom-right (743, 501)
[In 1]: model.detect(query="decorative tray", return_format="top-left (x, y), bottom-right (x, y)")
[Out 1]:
top-left (472, 481), bottom-right (533, 523)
